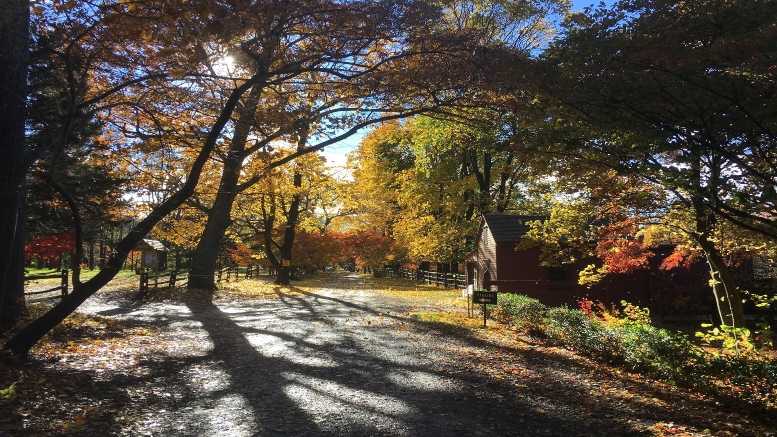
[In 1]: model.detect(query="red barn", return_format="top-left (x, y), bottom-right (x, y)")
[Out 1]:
top-left (464, 214), bottom-right (688, 308)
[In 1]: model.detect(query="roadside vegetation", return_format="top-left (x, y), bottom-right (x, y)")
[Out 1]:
top-left (3, 273), bottom-right (777, 435)
top-left (419, 291), bottom-right (777, 414)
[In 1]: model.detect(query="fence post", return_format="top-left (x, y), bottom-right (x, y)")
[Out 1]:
top-left (170, 270), bottom-right (177, 287)
top-left (61, 269), bottom-right (68, 296)
top-left (139, 269), bottom-right (149, 295)
top-left (217, 268), bottom-right (222, 283)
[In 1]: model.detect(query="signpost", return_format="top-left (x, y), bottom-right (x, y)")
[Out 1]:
top-left (463, 285), bottom-right (474, 318)
top-left (473, 290), bottom-right (497, 328)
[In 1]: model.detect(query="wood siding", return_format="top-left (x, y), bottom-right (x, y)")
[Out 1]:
top-left (486, 245), bottom-right (654, 307)
top-left (468, 215), bottom-right (714, 312)
top-left (476, 223), bottom-right (498, 289)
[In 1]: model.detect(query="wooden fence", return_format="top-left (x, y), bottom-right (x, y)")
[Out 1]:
top-left (374, 268), bottom-right (466, 289)
top-left (24, 265), bottom-right (267, 301)
top-left (139, 269), bottom-right (189, 296)
top-left (216, 265), bottom-right (260, 283)
top-left (24, 269), bottom-right (69, 303)
top-left (139, 265), bottom-right (264, 295)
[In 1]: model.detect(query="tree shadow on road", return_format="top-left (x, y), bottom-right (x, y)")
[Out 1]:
top-left (181, 291), bottom-right (646, 437)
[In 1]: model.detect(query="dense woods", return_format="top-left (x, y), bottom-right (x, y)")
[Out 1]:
top-left (2, 0), bottom-right (776, 361)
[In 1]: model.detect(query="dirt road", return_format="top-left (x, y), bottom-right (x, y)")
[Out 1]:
top-left (3, 273), bottom-right (774, 436)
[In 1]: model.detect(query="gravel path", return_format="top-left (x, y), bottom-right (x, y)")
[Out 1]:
top-left (13, 272), bottom-right (773, 437)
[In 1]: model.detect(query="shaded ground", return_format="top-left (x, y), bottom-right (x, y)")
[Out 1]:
top-left (1, 272), bottom-right (776, 436)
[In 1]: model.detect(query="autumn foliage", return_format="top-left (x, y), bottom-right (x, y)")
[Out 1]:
top-left (593, 219), bottom-right (654, 275)
top-left (24, 232), bottom-right (75, 263)
top-left (292, 231), bottom-right (345, 271)
top-left (226, 243), bottom-right (262, 266)
top-left (341, 231), bottom-right (400, 270)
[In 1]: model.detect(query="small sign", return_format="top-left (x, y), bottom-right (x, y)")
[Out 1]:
top-left (282, 259), bottom-right (291, 267)
top-left (473, 291), bottom-right (497, 305)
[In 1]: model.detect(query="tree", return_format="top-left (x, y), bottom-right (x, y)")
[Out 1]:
top-left (4, 1), bottom-right (271, 355)
top-left (534, 0), bottom-right (777, 327)
top-left (25, 26), bottom-right (130, 270)
top-left (183, 0), bottom-right (517, 289)
top-left (24, 231), bottom-right (76, 268)
top-left (0, 0), bottom-right (31, 330)
top-left (349, 114), bottom-right (551, 265)
top-left (341, 231), bottom-right (403, 271)
top-left (344, 121), bottom-right (416, 235)
top-left (292, 231), bottom-right (345, 272)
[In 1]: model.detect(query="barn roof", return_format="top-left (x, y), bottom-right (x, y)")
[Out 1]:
top-left (482, 214), bottom-right (546, 243)
top-left (132, 239), bottom-right (169, 252)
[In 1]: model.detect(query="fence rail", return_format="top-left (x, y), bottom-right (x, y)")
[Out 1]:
top-left (374, 268), bottom-right (466, 289)
top-left (24, 269), bottom-right (68, 303)
top-left (216, 265), bottom-right (261, 283)
top-left (140, 265), bottom-right (265, 295)
top-left (139, 269), bottom-right (189, 296)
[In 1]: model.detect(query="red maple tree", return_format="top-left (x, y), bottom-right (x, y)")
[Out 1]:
top-left (25, 231), bottom-right (75, 263)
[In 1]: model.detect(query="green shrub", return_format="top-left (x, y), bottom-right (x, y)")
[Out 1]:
top-left (619, 324), bottom-right (708, 381)
top-left (543, 308), bottom-right (622, 363)
top-left (494, 293), bottom-right (546, 333)
top-left (581, 322), bottom-right (624, 362)
top-left (544, 306), bottom-right (590, 345)
top-left (544, 306), bottom-right (623, 361)
top-left (491, 297), bottom-right (776, 407)
top-left (706, 353), bottom-right (777, 392)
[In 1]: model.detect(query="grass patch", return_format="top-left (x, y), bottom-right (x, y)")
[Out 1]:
top-left (360, 275), bottom-right (466, 308)
top-left (413, 310), bottom-right (484, 330)
top-left (217, 277), bottom-right (311, 301)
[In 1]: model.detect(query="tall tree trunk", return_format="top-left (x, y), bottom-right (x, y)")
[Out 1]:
top-left (188, 84), bottom-right (263, 290)
top-left (691, 209), bottom-right (746, 328)
top-left (187, 189), bottom-right (240, 289)
top-left (88, 240), bottom-right (94, 270)
top-left (0, 0), bottom-right (30, 331)
top-left (690, 157), bottom-right (746, 328)
top-left (261, 200), bottom-right (281, 277)
top-left (262, 127), bottom-right (309, 286)
top-left (4, 75), bottom-right (260, 357)
top-left (274, 172), bottom-right (303, 285)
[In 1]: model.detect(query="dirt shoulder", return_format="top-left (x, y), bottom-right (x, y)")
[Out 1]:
top-left (1, 273), bottom-right (775, 436)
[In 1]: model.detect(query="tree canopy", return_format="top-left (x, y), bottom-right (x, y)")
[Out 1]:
top-left (5, 0), bottom-right (776, 356)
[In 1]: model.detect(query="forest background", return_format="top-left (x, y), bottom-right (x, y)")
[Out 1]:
top-left (1, 0), bottom-right (776, 358)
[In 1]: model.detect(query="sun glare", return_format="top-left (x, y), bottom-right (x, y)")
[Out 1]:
top-left (213, 55), bottom-right (236, 76)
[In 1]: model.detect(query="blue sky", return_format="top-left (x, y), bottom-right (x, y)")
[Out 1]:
top-left (571, 0), bottom-right (615, 11)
